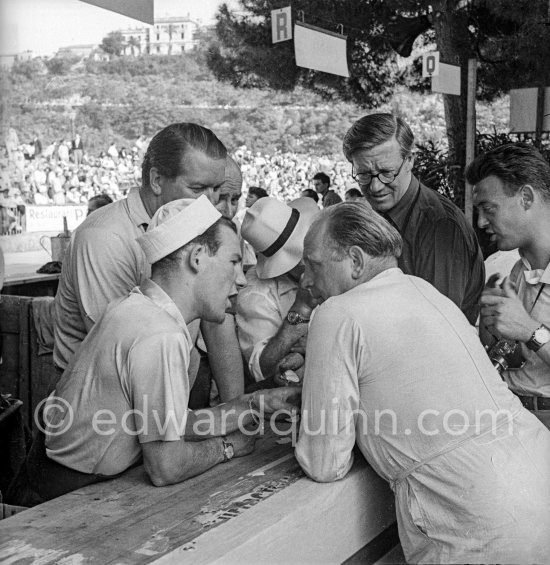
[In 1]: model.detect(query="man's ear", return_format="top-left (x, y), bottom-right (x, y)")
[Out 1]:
top-left (349, 245), bottom-right (365, 279)
top-left (519, 184), bottom-right (535, 210)
top-left (407, 154), bottom-right (415, 171)
top-left (149, 167), bottom-right (163, 197)
top-left (187, 244), bottom-right (205, 274)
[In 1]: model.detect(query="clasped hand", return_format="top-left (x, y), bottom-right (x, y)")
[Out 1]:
top-left (480, 275), bottom-right (538, 342)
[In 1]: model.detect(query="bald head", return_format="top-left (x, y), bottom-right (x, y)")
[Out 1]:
top-left (216, 156), bottom-right (243, 219)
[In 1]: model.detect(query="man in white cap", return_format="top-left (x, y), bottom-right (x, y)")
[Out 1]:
top-left (54, 123), bottom-right (244, 404)
top-left (237, 197), bottom-right (320, 386)
top-left (7, 197), bottom-right (300, 506)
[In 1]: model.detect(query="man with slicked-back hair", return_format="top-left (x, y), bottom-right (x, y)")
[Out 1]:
top-left (54, 123), bottom-right (244, 403)
top-left (343, 113), bottom-right (484, 324)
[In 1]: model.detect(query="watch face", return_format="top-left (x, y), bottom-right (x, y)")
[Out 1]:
top-left (287, 312), bottom-right (299, 324)
top-left (534, 326), bottom-right (550, 345)
top-left (223, 442), bottom-right (234, 461)
top-left (287, 311), bottom-right (308, 325)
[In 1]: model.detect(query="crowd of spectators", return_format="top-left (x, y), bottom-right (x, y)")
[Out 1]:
top-left (1, 129), bottom-right (358, 235)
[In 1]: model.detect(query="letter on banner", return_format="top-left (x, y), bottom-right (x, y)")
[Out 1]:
top-left (272, 6), bottom-right (292, 43)
top-left (422, 51), bottom-right (439, 78)
top-left (431, 62), bottom-right (461, 96)
top-left (294, 22), bottom-right (349, 78)
top-left (79, 0), bottom-right (154, 25)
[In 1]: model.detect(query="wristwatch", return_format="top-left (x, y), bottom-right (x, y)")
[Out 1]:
top-left (286, 311), bottom-right (310, 325)
top-left (526, 324), bottom-right (550, 352)
top-left (221, 437), bottom-right (234, 462)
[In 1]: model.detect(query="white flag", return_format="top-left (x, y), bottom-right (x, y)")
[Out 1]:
top-left (294, 22), bottom-right (349, 78)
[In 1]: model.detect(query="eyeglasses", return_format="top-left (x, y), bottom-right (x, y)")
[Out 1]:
top-left (352, 157), bottom-right (407, 186)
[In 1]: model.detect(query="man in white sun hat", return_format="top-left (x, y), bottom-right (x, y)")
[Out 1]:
top-left (7, 196), bottom-right (300, 506)
top-left (237, 197), bottom-right (320, 387)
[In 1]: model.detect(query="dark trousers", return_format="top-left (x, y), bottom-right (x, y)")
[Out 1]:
top-left (5, 430), bottom-right (106, 507)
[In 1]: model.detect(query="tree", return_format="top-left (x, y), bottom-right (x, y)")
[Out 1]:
top-left (207, 0), bottom-right (550, 207)
top-left (101, 31), bottom-right (125, 57)
top-left (126, 36), bottom-right (141, 57)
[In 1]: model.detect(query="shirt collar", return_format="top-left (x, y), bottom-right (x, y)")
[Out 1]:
top-left (132, 279), bottom-right (191, 338)
top-left (518, 253), bottom-right (550, 285)
top-left (384, 175), bottom-right (418, 230)
top-left (127, 187), bottom-right (151, 231)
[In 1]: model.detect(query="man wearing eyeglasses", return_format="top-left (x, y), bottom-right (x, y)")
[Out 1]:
top-left (343, 113), bottom-right (484, 324)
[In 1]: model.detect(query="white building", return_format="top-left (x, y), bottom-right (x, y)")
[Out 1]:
top-left (120, 15), bottom-right (199, 56)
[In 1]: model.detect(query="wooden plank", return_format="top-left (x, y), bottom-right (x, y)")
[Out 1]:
top-left (0, 431), bottom-right (396, 565)
top-left (157, 460), bottom-right (395, 565)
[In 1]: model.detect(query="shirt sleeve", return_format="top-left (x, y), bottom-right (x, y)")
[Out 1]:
top-left (126, 332), bottom-right (191, 443)
top-left (236, 285), bottom-right (282, 380)
top-left (295, 301), bottom-right (361, 482)
top-left (72, 227), bottom-right (143, 331)
top-left (415, 218), bottom-right (481, 323)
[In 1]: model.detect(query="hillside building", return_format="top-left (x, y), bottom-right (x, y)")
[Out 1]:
top-left (120, 15), bottom-right (199, 56)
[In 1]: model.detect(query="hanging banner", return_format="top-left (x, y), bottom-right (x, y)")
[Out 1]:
top-left (294, 22), bottom-right (349, 78)
top-left (509, 87), bottom-right (550, 132)
top-left (24, 206), bottom-right (87, 233)
top-left (422, 51), bottom-right (439, 78)
top-left (272, 7), bottom-right (292, 43)
top-left (79, 0), bottom-right (154, 25)
top-left (431, 62), bottom-right (461, 96)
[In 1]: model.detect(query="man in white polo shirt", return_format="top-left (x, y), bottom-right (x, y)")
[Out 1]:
top-left (468, 143), bottom-right (550, 429)
top-left (54, 123), bottom-right (244, 403)
top-left (8, 197), bottom-right (300, 506)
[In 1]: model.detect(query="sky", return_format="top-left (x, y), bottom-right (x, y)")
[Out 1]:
top-left (0, 0), bottom-right (232, 56)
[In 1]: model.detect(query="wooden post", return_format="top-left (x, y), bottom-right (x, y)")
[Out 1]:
top-left (464, 58), bottom-right (477, 224)
top-left (535, 86), bottom-right (545, 150)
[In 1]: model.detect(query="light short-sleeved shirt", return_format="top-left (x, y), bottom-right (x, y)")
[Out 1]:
top-left (236, 266), bottom-right (298, 381)
top-left (46, 280), bottom-right (193, 476)
top-left (296, 268), bottom-right (550, 564)
top-left (503, 256), bottom-right (550, 397)
top-left (54, 188), bottom-right (150, 369)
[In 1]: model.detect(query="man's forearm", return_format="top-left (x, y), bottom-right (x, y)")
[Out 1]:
top-left (202, 314), bottom-right (244, 402)
top-left (143, 437), bottom-right (224, 486)
top-left (185, 396), bottom-right (253, 438)
top-left (259, 321), bottom-right (307, 379)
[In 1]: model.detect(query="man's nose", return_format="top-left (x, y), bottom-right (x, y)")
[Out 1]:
top-left (368, 177), bottom-right (385, 193)
top-left (477, 209), bottom-right (489, 230)
top-left (206, 187), bottom-right (220, 205)
top-left (235, 264), bottom-right (247, 288)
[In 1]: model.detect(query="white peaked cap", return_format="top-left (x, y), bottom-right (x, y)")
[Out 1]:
top-left (137, 195), bottom-right (221, 264)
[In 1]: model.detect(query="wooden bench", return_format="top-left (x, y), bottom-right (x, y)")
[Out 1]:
top-left (0, 431), bottom-right (398, 564)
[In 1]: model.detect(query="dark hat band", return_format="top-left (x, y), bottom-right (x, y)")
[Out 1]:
top-left (261, 208), bottom-right (300, 258)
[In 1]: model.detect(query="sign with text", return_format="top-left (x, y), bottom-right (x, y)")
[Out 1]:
top-left (24, 206), bottom-right (87, 233)
top-left (272, 7), bottom-right (292, 43)
top-left (509, 87), bottom-right (550, 132)
top-left (294, 22), bottom-right (349, 78)
top-left (432, 62), bottom-right (461, 96)
top-left (79, 0), bottom-right (154, 25)
top-left (422, 51), bottom-right (440, 77)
